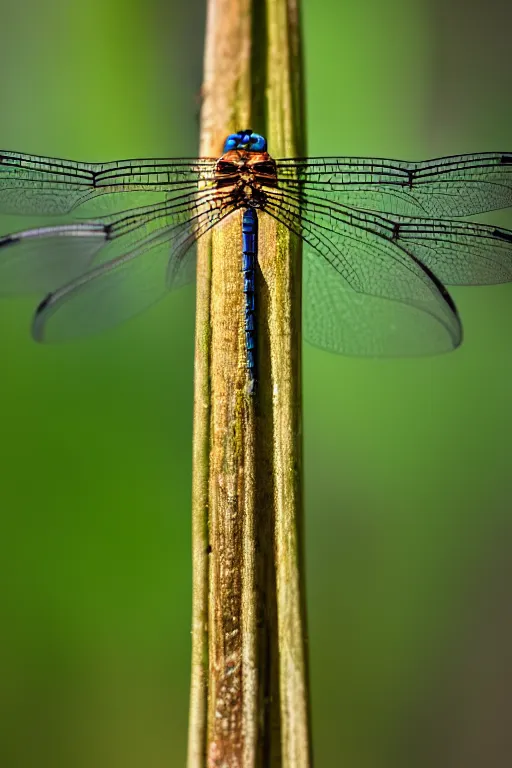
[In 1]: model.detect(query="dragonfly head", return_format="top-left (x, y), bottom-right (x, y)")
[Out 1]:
top-left (223, 130), bottom-right (267, 153)
top-left (216, 131), bottom-right (277, 207)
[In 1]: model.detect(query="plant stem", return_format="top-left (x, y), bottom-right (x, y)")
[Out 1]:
top-left (188, 1), bottom-right (311, 765)
top-left (188, 2), bottom-right (253, 765)
top-left (263, 3), bottom-right (311, 764)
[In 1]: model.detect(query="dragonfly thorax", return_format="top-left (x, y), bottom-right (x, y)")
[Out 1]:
top-left (214, 149), bottom-right (278, 209)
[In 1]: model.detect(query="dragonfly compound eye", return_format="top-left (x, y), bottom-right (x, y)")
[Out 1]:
top-left (248, 133), bottom-right (267, 152)
top-left (222, 130), bottom-right (267, 153)
top-left (223, 131), bottom-right (252, 151)
top-left (223, 135), bottom-right (240, 151)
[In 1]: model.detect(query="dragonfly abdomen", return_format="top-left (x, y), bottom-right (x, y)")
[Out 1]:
top-left (242, 207), bottom-right (257, 392)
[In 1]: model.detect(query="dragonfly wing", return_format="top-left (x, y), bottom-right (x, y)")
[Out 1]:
top-left (32, 230), bottom-right (189, 342)
top-left (0, 224), bottom-right (108, 295)
top-left (266, 193), bottom-right (462, 356)
top-left (0, 180), bottom-right (233, 340)
top-left (273, 187), bottom-right (512, 287)
top-left (390, 218), bottom-right (512, 285)
top-left (0, 151), bottom-right (215, 215)
top-left (276, 153), bottom-right (512, 217)
top-left (166, 241), bottom-right (198, 291)
top-left (0, 187), bottom-right (227, 298)
top-left (301, 246), bottom-right (460, 357)
top-left (31, 195), bottom-right (234, 342)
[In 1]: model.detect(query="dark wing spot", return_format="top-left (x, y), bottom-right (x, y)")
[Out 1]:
top-left (36, 293), bottom-right (52, 314)
top-left (493, 227), bottom-right (512, 243)
top-left (500, 154), bottom-right (512, 165)
top-left (0, 234), bottom-right (18, 248)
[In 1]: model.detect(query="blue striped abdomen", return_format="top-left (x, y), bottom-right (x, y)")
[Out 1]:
top-left (242, 208), bottom-right (257, 391)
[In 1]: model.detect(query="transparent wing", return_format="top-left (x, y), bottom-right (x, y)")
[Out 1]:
top-left (388, 218), bottom-right (512, 286)
top-left (265, 189), bottom-right (468, 356)
top-left (266, 185), bottom-right (512, 354)
top-left (0, 224), bottom-right (108, 295)
top-left (32, 230), bottom-right (193, 342)
top-left (0, 150), bottom-right (217, 215)
top-left (300, 248), bottom-right (460, 357)
top-left (34, 191), bottom-right (236, 342)
top-left (276, 152), bottom-right (512, 217)
top-left (0, 187), bottom-right (235, 340)
top-left (0, 187), bottom-right (204, 295)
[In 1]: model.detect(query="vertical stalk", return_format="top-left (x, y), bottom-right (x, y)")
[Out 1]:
top-left (188, 1), bottom-right (311, 766)
top-left (261, 1), bottom-right (311, 764)
top-left (188, 2), bottom-right (253, 765)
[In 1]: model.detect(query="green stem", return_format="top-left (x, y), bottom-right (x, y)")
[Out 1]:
top-left (187, 1), bottom-right (311, 765)
top-left (188, 3), bottom-right (253, 765)
top-left (264, 5), bottom-right (311, 765)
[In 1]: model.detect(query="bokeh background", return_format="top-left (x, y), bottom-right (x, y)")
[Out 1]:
top-left (0, 0), bottom-right (511, 766)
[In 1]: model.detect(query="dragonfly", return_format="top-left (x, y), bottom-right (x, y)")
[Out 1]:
top-left (0, 128), bottom-right (511, 388)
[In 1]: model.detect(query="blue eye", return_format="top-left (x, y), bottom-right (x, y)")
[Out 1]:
top-left (222, 131), bottom-right (268, 152)
top-left (249, 133), bottom-right (267, 151)
top-left (223, 135), bottom-right (239, 151)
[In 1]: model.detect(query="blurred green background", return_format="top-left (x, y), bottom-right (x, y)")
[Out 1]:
top-left (0, 0), bottom-right (511, 766)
